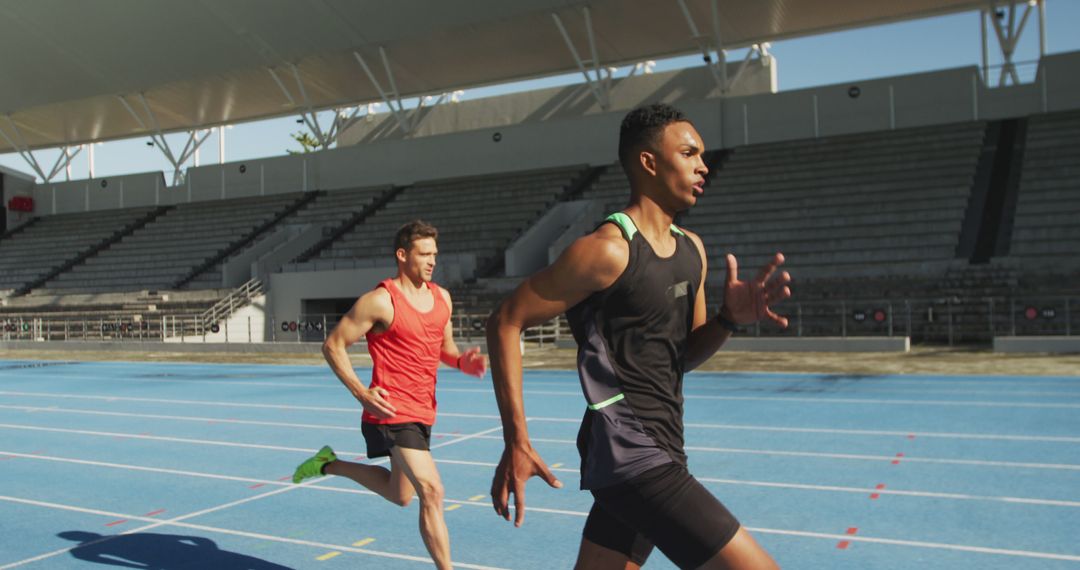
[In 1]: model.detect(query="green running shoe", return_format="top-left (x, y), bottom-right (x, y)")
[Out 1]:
top-left (293, 445), bottom-right (337, 483)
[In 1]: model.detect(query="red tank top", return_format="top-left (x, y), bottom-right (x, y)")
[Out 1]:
top-left (363, 278), bottom-right (450, 425)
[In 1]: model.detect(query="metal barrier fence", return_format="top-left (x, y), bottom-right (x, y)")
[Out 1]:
top-left (2, 297), bottom-right (1076, 344)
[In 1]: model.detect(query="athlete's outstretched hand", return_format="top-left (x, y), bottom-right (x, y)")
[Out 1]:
top-left (723, 252), bottom-right (792, 328)
top-left (491, 443), bottom-right (563, 527)
top-left (359, 386), bottom-right (397, 419)
top-left (459, 346), bottom-right (488, 378)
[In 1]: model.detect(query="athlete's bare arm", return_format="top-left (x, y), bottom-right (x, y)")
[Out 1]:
top-left (437, 289), bottom-right (488, 377)
top-left (683, 226), bottom-right (792, 370)
top-left (486, 224), bottom-right (627, 526)
top-left (322, 288), bottom-right (398, 418)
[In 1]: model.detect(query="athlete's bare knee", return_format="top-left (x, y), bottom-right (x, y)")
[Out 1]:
top-left (699, 528), bottom-right (779, 570)
top-left (415, 478), bottom-right (444, 506)
top-left (391, 490), bottom-right (413, 507)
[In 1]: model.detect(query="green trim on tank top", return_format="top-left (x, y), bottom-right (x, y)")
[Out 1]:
top-left (604, 212), bottom-right (685, 240)
top-left (587, 393), bottom-right (626, 410)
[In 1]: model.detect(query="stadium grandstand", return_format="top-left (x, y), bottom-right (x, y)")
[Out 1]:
top-left (1, 1), bottom-right (1078, 352)
top-left (1, 2), bottom-right (1079, 569)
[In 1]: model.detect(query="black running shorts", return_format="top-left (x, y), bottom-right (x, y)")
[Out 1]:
top-left (361, 421), bottom-right (432, 459)
top-left (582, 462), bottom-right (741, 569)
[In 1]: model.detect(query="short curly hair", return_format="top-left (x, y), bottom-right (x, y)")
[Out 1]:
top-left (618, 103), bottom-right (690, 173)
top-left (394, 220), bottom-right (438, 252)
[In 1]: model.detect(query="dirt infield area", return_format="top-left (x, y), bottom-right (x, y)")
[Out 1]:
top-left (2, 345), bottom-right (1078, 377)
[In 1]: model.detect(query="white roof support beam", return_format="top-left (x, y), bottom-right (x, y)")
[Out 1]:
top-left (116, 94), bottom-right (210, 185)
top-left (353, 48), bottom-right (414, 136)
top-left (552, 8), bottom-right (612, 110)
top-left (268, 65), bottom-right (338, 148)
top-left (676, 0), bottom-right (725, 90)
top-left (727, 43), bottom-right (767, 93)
top-left (677, 0), bottom-right (741, 91)
top-left (983, 0), bottom-right (1042, 87)
top-left (0, 118), bottom-right (83, 183)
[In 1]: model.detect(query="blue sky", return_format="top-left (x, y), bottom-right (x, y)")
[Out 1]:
top-left (3, 2), bottom-right (1078, 182)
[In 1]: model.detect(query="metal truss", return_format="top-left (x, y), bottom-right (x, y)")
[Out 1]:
top-left (981, 0), bottom-right (1046, 87)
top-left (0, 117), bottom-right (83, 183)
top-left (116, 93), bottom-right (211, 185)
top-left (676, 0), bottom-right (769, 93)
top-left (552, 6), bottom-right (613, 110)
top-left (268, 63), bottom-right (370, 146)
top-left (352, 48), bottom-right (420, 135)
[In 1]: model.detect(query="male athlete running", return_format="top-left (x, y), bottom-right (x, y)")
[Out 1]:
top-left (487, 104), bottom-right (791, 569)
top-left (293, 220), bottom-right (487, 570)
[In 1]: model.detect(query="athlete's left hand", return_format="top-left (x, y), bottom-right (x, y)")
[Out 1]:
top-left (459, 346), bottom-right (488, 378)
top-left (723, 252), bottom-right (792, 328)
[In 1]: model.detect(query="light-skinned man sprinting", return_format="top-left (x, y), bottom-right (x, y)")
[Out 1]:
top-left (487, 104), bottom-right (792, 569)
top-left (293, 220), bottom-right (487, 570)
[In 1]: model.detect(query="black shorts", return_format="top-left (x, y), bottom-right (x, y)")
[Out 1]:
top-left (361, 422), bottom-right (432, 459)
top-left (583, 462), bottom-right (741, 569)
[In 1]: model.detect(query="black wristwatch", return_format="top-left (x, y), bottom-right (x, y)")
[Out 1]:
top-left (715, 310), bottom-right (742, 334)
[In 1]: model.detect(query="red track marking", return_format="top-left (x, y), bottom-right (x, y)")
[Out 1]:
top-left (907, 434), bottom-right (916, 439)
top-left (893, 452), bottom-right (904, 465)
top-left (353, 456), bottom-right (365, 461)
top-left (870, 493), bottom-right (880, 499)
top-left (249, 483), bottom-right (266, 489)
top-left (278, 476), bottom-right (292, 481)
top-left (875, 484), bottom-right (886, 489)
top-left (837, 541), bottom-right (851, 549)
top-left (846, 527), bottom-right (859, 535)
top-left (105, 519), bottom-right (127, 527)
top-left (143, 509), bottom-right (166, 517)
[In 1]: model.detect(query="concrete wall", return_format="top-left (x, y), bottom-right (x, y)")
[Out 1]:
top-left (994, 336), bottom-right (1080, 354)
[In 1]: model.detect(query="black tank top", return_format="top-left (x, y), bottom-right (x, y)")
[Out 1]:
top-left (566, 212), bottom-right (703, 490)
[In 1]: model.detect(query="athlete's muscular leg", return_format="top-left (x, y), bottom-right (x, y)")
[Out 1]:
top-left (324, 453), bottom-right (415, 507)
top-left (393, 446), bottom-right (452, 570)
top-left (698, 528), bottom-right (779, 570)
top-left (574, 538), bottom-right (642, 570)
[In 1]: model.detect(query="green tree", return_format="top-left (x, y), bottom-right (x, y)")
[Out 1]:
top-left (287, 131), bottom-right (322, 154)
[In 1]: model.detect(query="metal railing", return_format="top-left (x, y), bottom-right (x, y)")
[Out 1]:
top-left (199, 278), bottom-right (263, 331)
top-left (4, 296), bottom-right (1077, 345)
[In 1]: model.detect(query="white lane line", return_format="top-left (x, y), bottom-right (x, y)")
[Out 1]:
top-left (681, 445), bottom-right (1080, 471)
top-left (9, 447), bottom-right (1080, 511)
top-left (0, 424), bottom-right (501, 569)
top-left (516, 378), bottom-right (1080, 398)
top-left (0, 424), bottom-right (326, 454)
top-left (4, 390), bottom-right (1077, 442)
top-left (0, 449), bottom-right (582, 517)
top-left (680, 423), bottom-right (1080, 443)
top-left (0, 495), bottom-right (506, 570)
top-left (4, 435), bottom-right (1080, 510)
top-left (741, 526), bottom-right (1080, 562)
top-left (0, 404), bottom-right (360, 431)
top-left (694, 477), bottom-right (1080, 508)
top-left (3, 492), bottom-right (1078, 564)
top-left (436, 388), bottom-right (1080, 409)
top-left (5, 377), bottom-right (1078, 408)
top-left (2, 421), bottom-right (1077, 472)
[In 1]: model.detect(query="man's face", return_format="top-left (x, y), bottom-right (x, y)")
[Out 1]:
top-left (397, 237), bottom-right (438, 282)
top-left (648, 121), bottom-right (708, 211)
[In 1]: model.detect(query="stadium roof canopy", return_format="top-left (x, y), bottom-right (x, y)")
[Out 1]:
top-left (1, 0), bottom-right (990, 154)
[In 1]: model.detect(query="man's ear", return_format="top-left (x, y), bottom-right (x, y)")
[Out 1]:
top-left (395, 248), bottom-right (408, 264)
top-left (639, 150), bottom-right (658, 177)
